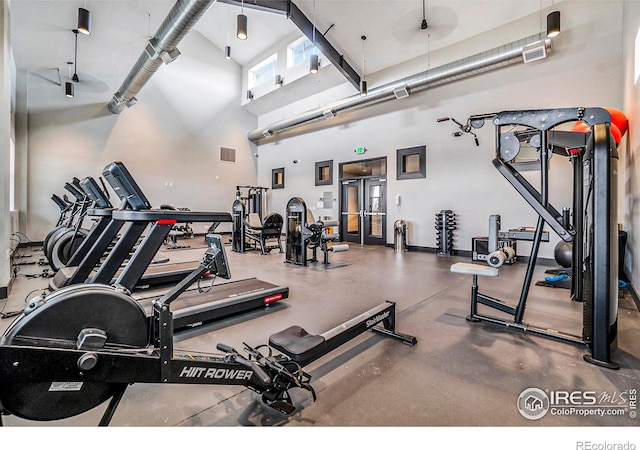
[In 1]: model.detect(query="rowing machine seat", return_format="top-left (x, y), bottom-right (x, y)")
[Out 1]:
top-left (269, 325), bottom-right (327, 363)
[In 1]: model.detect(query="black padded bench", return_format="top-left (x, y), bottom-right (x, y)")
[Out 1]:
top-left (269, 326), bottom-right (327, 363)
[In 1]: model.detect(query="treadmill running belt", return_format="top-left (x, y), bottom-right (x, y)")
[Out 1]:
top-left (137, 278), bottom-right (289, 330)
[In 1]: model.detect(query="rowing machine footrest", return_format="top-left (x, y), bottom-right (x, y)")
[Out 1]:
top-left (269, 325), bottom-right (327, 363)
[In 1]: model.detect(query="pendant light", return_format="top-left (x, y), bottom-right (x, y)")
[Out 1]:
top-left (421, 0), bottom-right (428, 30)
top-left (77, 1), bottom-right (91, 35)
top-left (237, 0), bottom-right (247, 40)
top-left (65, 62), bottom-right (74, 98)
top-left (360, 35), bottom-right (367, 96)
top-left (546, 10), bottom-right (561, 38)
top-left (310, 0), bottom-right (319, 74)
top-left (225, 5), bottom-right (231, 59)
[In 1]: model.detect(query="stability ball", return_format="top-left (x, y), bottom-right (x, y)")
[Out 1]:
top-left (571, 121), bottom-right (590, 133)
top-left (554, 241), bottom-right (573, 268)
top-left (604, 107), bottom-right (628, 136)
top-left (610, 123), bottom-right (622, 144)
top-left (572, 120), bottom-right (621, 145)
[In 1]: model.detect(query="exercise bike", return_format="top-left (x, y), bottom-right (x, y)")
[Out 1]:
top-left (0, 234), bottom-right (416, 425)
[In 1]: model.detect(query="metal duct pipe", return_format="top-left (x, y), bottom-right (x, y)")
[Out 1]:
top-left (108, 0), bottom-right (216, 114)
top-left (248, 33), bottom-right (551, 143)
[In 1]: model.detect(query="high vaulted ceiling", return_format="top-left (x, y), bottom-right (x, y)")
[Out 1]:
top-left (10, 0), bottom-right (558, 104)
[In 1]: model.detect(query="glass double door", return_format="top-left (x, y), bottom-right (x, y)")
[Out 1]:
top-left (340, 178), bottom-right (386, 245)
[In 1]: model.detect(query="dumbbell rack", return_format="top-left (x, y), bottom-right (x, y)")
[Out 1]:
top-left (435, 210), bottom-right (456, 255)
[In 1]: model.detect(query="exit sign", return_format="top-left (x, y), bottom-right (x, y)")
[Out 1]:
top-left (355, 146), bottom-right (367, 154)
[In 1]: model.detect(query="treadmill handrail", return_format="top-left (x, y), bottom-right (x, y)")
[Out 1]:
top-left (112, 210), bottom-right (232, 223)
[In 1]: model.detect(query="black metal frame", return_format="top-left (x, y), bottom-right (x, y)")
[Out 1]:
top-left (466, 108), bottom-right (619, 369)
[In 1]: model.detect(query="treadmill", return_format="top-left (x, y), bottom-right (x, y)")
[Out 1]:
top-left (60, 161), bottom-right (289, 330)
top-left (52, 164), bottom-right (213, 290)
top-left (50, 175), bottom-right (122, 290)
top-left (133, 237), bottom-right (289, 331)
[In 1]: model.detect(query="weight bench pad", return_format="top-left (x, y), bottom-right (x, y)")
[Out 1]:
top-left (450, 262), bottom-right (499, 277)
top-left (246, 213), bottom-right (263, 230)
top-left (269, 325), bottom-right (327, 363)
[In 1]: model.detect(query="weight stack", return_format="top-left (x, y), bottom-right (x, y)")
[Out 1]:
top-left (435, 210), bottom-right (456, 256)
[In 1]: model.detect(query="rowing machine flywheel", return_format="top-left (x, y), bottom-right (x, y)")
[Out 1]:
top-left (0, 285), bottom-right (149, 421)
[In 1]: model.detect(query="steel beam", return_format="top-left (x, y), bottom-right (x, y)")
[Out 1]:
top-left (218, 0), bottom-right (360, 88)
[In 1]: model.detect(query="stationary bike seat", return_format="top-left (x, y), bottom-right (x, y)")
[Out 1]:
top-left (269, 325), bottom-right (326, 363)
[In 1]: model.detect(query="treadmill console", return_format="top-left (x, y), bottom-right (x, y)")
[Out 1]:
top-left (102, 161), bottom-right (152, 211)
top-left (205, 234), bottom-right (231, 279)
top-left (80, 176), bottom-right (112, 209)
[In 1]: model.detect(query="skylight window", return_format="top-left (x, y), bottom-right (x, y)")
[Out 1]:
top-left (248, 53), bottom-right (278, 89)
top-left (287, 37), bottom-right (315, 68)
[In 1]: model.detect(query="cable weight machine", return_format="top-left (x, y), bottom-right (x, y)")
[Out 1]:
top-left (453, 108), bottom-right (620, 369)
top-left (231, 186), bottom-right (269, 253)
top-left (285, 197), bottom-right (348, 266)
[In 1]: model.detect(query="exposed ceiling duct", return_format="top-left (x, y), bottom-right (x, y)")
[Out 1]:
top-left (248, 33), bottom-right (552, 144)
top-left (108, 0), bottom-right (216, 114)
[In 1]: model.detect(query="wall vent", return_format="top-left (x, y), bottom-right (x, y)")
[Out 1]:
top-left (393, 86), bottom-right (410, 99)
top-left (522, 43), bottom-right (547, 63)
top-left (220, 146), bottom-right (236, 163)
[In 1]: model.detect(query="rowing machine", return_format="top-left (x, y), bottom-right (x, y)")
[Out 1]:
top-left (0, 235), bottom-right (415, 425)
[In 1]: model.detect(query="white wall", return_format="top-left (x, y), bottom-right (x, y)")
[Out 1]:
top-left (18, 30), bottom-right (258, 240)
top-left (10, 0), bottom-right (637, 289)
top-left (254, 1), bottom-right (625, 260)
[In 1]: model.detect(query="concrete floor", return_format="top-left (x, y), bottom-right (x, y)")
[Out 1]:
top-left (1, 238), bottom-right (639, 437)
